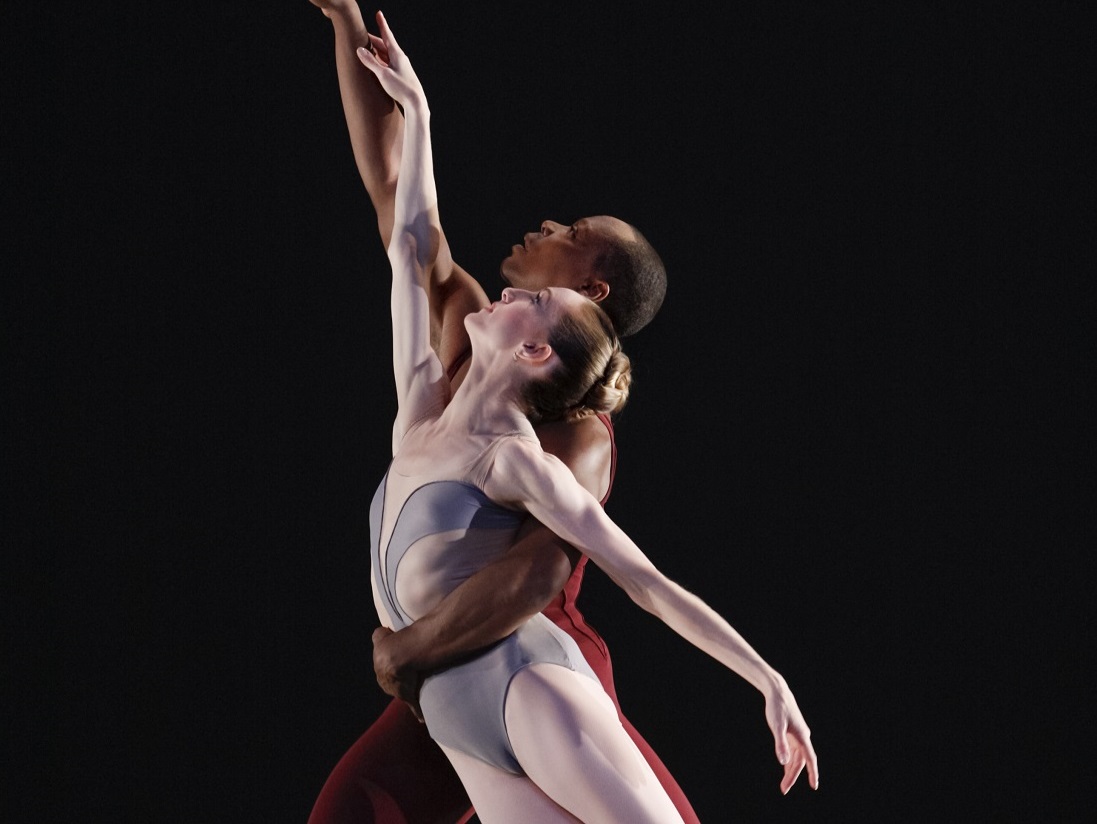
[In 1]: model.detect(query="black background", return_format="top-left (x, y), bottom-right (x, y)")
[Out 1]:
top-left (5, 2), bottom-right (1090, 822)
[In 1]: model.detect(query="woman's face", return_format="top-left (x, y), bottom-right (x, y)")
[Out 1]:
top-left (466, 286), bottom-right (589, 357)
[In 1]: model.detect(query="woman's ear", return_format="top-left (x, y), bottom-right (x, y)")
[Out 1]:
top-left (515, 341), bottom-right (553, 365)
top-left (578, 280), bottom-right (610, 303)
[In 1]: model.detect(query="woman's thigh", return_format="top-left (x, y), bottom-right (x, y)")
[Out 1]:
top-left (504, 664), bottom-right (685, 824)
top-left (439, 745), bottom-right (581, 824)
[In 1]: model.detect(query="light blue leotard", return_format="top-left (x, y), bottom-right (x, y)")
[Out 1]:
top-left (369, 438), bottom-right (598, 775)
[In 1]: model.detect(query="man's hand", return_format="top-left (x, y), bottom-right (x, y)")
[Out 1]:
top-left (372, 626), bottom-right (424, 722)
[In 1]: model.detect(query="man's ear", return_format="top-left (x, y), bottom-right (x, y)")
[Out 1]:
top-left (578, 280), bottom-right (610, 303)
top-left (515, 341), bottom-right (553, 365)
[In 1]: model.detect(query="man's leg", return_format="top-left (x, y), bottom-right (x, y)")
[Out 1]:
top-left (308, 699), bottom-right (472, 824)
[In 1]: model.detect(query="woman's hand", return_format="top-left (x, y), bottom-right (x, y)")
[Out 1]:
top-left (764, 677), bottom-right (820, 794)
top-left (355, 11), bottom-right (425, 111)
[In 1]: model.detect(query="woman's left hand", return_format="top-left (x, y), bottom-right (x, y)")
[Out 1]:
top-left (355, 11), bottom-right (426, 110)
top-left (764, 677), bottom-right (820, 794)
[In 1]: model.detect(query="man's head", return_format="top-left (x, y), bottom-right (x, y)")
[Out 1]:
top-left (499, 216), bottom-right (666, 338)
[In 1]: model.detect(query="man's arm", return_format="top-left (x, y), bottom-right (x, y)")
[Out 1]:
top-left (372, 519), bottom-right (579, 713)
top-left (311, 1), bottom-right (401, 245)
top-left (313, 2), bottom-right (489, 372)
top-left (373, 415), bottom-right (612, 711)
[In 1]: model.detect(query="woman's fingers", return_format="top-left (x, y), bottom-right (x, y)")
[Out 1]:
top-left (799, 730), bottom-right (820, 790)
top-left (782, 728), bottom-right (820, 793)
top-left (375, 10), bottom-right (403, 57)
top-left (780, 751), bottom-right (806, 794)
top-left (362, 31), bottom-right (381, 58)
top-left (774, 732), bottom-right (790, 765)
top-left (356, 44), bottom-right (380, 71)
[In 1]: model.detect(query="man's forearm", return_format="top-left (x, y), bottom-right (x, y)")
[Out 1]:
top-left (323, 4), bottom-right (403, 245)
top-left (376, 524), bottom-right (578, 673)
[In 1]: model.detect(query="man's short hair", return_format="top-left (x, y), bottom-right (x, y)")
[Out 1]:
top-left (593, 225), bottom-right (667, 338)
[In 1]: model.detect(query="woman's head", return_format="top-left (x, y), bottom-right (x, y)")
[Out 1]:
top-left (466, 286), bottom-right (632, 422)
top-left (519, 289), bottom-right (631, 423)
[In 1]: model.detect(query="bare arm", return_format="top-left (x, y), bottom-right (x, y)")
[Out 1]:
top-left (486, 436), bottom-right (820, 793)
top-left (355, 15), bottom-right (447, 446)
top-left (371, 519), bottom-right (579, 715)
top-left (311, 1), bottom-right (401, 245)
top-left (313, 3), bottom-right (488, 372)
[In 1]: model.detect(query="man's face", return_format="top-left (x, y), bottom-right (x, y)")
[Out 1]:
top-left (499, 215), bottom-right (634, 293)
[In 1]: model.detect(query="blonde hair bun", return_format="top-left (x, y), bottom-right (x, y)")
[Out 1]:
top-left (567, 349), bottom-right (631, 421)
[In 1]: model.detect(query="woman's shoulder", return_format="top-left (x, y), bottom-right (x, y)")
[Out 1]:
top-left (487, 431), bottom-right (578, 489)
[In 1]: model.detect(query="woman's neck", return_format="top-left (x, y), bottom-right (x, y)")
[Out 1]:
top-left (438, 353), bottom-right (535, 439)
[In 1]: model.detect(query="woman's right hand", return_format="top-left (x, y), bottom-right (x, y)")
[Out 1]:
top-left (355, 11), bottom-right (426, 110)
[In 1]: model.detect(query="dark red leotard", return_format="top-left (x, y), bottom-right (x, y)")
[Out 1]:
top-left (307, 411), bottom-right (699, 824)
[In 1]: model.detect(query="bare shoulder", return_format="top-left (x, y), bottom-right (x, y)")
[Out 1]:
top-left (488, 434), bottom-right (592, 512)
top-left (438, 259), bottom-right (490, 310)
top-left (533, 416), bottom-right (612, 500)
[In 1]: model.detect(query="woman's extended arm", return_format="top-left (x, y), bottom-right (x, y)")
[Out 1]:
top-left (356, 13), bottom-right (447, 448)
top-left (486, 436), bottom-right (820, 794)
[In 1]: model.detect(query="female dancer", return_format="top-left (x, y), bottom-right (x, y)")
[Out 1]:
top-left (360, 13), bottom-right (818, 822)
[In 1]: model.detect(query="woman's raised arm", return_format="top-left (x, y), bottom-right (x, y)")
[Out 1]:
top-left (485, 436), bottom-right (820, 795)
top-left (356, 13), bottom-right (447, 449)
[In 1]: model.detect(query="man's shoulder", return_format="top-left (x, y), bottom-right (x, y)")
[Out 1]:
top-left (533, 416), bottom-right (612, 500)
top-left (534, 415), bottom-right (610, 456)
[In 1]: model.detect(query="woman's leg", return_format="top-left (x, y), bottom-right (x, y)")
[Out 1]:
top-left (562, 616), bottom-right (700, 822)
top-left (439, 746), bottom-right (582, 824)
top-left (504, 664), bottom-right (685, 824)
